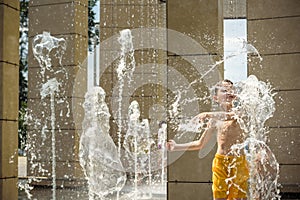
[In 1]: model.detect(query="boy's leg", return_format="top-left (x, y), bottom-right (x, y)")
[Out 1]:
top-left (212, 156), bottom-right (228, 199)
top-left (234, 157), bottom-right (249, 200)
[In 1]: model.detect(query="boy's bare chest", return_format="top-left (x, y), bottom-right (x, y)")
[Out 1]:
top-left (217, 120), bottom-right (240, 135)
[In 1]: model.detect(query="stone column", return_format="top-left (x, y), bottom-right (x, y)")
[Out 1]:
top-left (167, 0), bottom-right (223, 199)
top-left (223, 0), bottom-right (246, 19)
top-left (27, 0), bottom-right (88, 187)
top-left (99, 0), bottom-right (168, 144)
top-left (247, 0), bottom-right (300, 194)
top-left (0, 0), bottom-right (19, 199)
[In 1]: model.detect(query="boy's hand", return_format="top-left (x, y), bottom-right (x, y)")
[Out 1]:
top-left (166, 140), bottom-right (176, 151)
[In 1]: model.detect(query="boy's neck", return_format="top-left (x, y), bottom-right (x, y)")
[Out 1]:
top-left (220, 102), bottom-right (232, 112)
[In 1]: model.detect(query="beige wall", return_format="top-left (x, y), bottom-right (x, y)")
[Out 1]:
top-left (27, 0), bottom-right (88, 186)
top-left (23, 0), bottom-right (300, 197)
top-left (99, 0), bottom-right (169, 143)
top-left (100, 4), bottom-right (223, 200)
top-left (0, 0), bottom-right (19, 199)
top-left (167, 0), bottom-right (223, 199)
top-left (99, 4), bottom-right (222, 200)
top-left (247, 0), bottom-right (300, 193)
top-left (99, 1), bottom-right (218, 199)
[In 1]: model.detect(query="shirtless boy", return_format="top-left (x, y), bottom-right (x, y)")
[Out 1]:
top-left (166, 79), bottom-right (249, 200)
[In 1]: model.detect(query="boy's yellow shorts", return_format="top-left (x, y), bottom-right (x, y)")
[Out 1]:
top-left (212, 153), bottom-right (249, 199)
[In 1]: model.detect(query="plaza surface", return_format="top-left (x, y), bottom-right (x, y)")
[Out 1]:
top-left (18, 156), bottom-right (166, 200)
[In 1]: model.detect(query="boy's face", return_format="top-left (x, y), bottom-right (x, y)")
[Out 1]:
top-left (214, 82), bottom-right (236, 106)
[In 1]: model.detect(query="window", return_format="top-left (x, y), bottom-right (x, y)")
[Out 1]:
top-left (224, 19), bottom-right (247, 83)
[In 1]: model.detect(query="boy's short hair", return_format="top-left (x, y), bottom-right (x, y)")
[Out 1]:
top-left (214, 79), bottom-right (233, 95)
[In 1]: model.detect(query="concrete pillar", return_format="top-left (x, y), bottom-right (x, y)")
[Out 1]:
top-left (247, 0), bottom-right (300, 194)
top-left (99, 0), bottom-right (169, 197)
top-left (99, 0), bottom-right (168, 143)
top-left (27, 0), bottom-right (88, 187)
top-left (167, 0), bottom-right (223, 199)
top-left (223, 0), bottom-right (246, 19)
top-left (0, 0), bottom-right (19, 199)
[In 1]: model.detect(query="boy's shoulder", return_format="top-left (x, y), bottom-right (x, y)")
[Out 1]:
top-left (207, 118), bottom-right (219, 129)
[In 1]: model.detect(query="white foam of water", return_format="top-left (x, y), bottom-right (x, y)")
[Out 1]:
top-left (32, 31), bottom-right (66, 78)
top-left (18, 180), bottom-right (34, 199)
top-left (169, 41), bottom-right (264, 159)
top-left (229, 75), bottom-right (280, 199)
top-left (116, 29), bottom-right (136, 157)
top-left (168, 75), bottom-right (280, 199)
top-left (123, 101), bottom-right (153, 199)
top-left (157, 123), bottom-right (167, 185)
top-left (235, 75), bottom-right (275, 141)
top-left (27, 32), bottom-right (67, 200)
top-left (80, 87), bottom-right (126, 199)
top-left (40, 77), bottom-right (60, 200)
top-left (40, 78), bottom-right (60, 99)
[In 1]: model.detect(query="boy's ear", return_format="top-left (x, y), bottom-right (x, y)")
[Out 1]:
top-left (213, 95), bottom-right (218, 103)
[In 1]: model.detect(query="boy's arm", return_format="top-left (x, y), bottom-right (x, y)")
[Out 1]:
top-left (192, 111), bottom-right (235, 123)
top-left (167, 124), bottom-right (216, 152)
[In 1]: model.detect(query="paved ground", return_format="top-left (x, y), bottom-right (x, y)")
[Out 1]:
top-left (18, 157), bottom-right (299, 199)
top-left (18, 156), bottom-right (166, 200)
top-left (18, 181), bottom-right (166, 200)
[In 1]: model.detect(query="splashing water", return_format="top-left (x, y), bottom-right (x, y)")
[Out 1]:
top-left (170, 40), bottom-right (263, 144)
top-left (40, 78), bottom-right (60, 200)
top-left (40, 78), bottom-right (60, 99)
top-left (26, 32), bottom-right (67, 200)
top-left (168, 90), bottom-right (183, 135)
top-left (167, 75), bottom-right (280, 199)
top-left (80, 87), bottom-right (126, 199)
top-left (123, 101), bottom-right (154, 199)
top-left (32, 31), bottom-right (66, 78)
top-left (169, 90), bottom-right (181, 120)
top-left (201, 39), bottom-right (262, 81)
top-left (241, 39), bottom-right (263, 61)
top-left (124, 101), bottom-right (141, 154)
top-left (229, 75), bottom-right (280, 199)
top-left (234, 75), bottom-right (276, 140)
top-left (116, 29), bottom-right (136, 156)
top-left (157, 122), bottom-right (167, 185)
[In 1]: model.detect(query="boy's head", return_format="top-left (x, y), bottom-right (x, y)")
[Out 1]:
top-left (214, 79), bottom-right (233, 94)
top-left (213, 79), bottom-right (236, 110)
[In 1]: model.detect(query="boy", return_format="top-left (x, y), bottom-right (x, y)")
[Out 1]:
top-left (166, 79), bottom-right (249, 200)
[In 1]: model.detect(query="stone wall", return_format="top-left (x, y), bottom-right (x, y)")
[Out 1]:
top-left (27, 0), bottom-right (88, 186)
top-left (167, 0), bottom-right (223, 199)
top-left (99, 2), bottom-right (222, 199)
top-left (247, 0), bottom-right (300, 193)
top-left (23, 0), bottom-right (300, 198)
top-left (0, 0), bottom-right (19, 199)
top-left (99, 0), bottom-right (169, 147)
